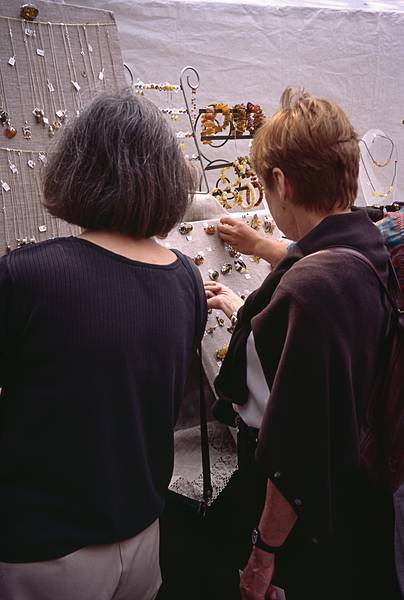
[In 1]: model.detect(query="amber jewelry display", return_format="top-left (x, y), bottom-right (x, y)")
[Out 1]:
top-left (211, 156), bottom-right (264, 210)
top-left (232, 103), bottom-right (247, 135)
top-left (246, 102), bottom-right (264, 135)
top-left (201, 103), bottom-right (231, 145)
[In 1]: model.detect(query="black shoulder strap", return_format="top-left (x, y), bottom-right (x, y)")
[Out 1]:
top-left (303, 246), bottom-right (403, 316)
top-left (172, 250), bottom-right (213, 504)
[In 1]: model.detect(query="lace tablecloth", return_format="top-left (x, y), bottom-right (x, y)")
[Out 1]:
top-left (169, 421), bottom-right (237, 502)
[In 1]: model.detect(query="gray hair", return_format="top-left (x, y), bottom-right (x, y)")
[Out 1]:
top-left (43, 91), bottom-right (196, 237)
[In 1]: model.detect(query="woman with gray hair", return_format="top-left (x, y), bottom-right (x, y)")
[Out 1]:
top-left (0, 92), bottom-right (206, 600)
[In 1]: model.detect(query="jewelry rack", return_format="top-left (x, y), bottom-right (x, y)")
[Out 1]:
top-left (179, 66), bottom-right (264, 208)
top-left (0, 0), bottom-right (126, 255)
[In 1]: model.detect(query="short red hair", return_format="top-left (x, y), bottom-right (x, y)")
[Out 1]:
top-left (250, 87), bottom-right (359, 212)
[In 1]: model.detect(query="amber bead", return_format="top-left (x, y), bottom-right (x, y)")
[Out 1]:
top-left (4, 126), bottom-right (17, 139)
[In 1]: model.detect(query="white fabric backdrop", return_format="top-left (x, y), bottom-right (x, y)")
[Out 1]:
top-left (59, 0), bottom-right (404, 203)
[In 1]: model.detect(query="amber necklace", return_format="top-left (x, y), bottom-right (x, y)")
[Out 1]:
top-left (360, 135), bottom-right (394, 168)
top-left (360, 153), bottom-right (397, 199)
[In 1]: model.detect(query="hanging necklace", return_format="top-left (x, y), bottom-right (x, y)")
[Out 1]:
top-left (33, 151), bottom-right (49, 235)
top-left (37, 22), bottom-right (59, 136)
top-left (0, 61), bottom-right (17, 139)
top-left (360, 153), bottom-right (397, 198)
top-left (76, 26), bottom-right (90, 89)
top-left (21, 20), bottom-right (48, 129)
top-left (61, 24), bottom-right (82, 114)
top-left (104, 27), bottom-right (119, 89)
top-left (7, 19), bottom-right (31, 140)
top-left (82, 26), bottom-right (98, 91)
top-left (96, 24), bottom-right (106, 87)
top-left (16, 151), bottom-right (33, 244)
top-left (4, 157), bottom-right (21, 246)
top-left (48, 23), bottom-right (67, 125)
top-left (359, 135), bottom-right (394, 168)
top-left (0, 167), bottom-right (11, 252)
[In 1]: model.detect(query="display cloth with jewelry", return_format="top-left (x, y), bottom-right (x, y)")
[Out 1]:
top-left (0, 0), bottom-right (126, 255)
top-left (162, 211), bottom-right (282, 502)
top-left (164, 211), bottom-right (282, 385)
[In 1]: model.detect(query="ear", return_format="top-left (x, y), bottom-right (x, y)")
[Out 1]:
top-left (272, 167), bottom-right (287, 205)
top-left (273, 167), bottom-right (294, 206)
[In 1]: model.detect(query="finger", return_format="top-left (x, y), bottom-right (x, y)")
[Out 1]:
top-left (205, 290), bottom-right (216, 299)
top-left (218, 233), bottom-right (235, 245)
top-left (220, 215), bottom-right (237, 226)
top-left (217, 223), bottom-right (233, 234)
top-left (207, 297), bottom-right (223, 310)
top-left (203, 281), bottom-right (223, 291)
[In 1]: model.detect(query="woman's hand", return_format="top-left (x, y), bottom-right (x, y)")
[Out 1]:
top-left (240, 549), bottom-right (277, 600)
top-left (204, 281), bottom-right (244, 318)
top-left (218, 216), bottom-right (288, 267)
top-left (218, 216), bottom-right (262, 256)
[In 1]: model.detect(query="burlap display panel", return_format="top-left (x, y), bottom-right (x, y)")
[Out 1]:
top-left (164, 212), bottom-right (284, 387)
top-left (0, 0), bottom-right (126, 254)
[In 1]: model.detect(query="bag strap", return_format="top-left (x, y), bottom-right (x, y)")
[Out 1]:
top-left (304, 246), bottom-right (404, 316)
top-left (173, 250), bottom-right (213, 504)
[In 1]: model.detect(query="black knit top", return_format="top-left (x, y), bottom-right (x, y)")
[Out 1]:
top-left (0, 237), bottom-right (206, 562)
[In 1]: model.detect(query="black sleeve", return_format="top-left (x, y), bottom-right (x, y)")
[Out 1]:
top-left (252, 286), bottom-right (342, 542)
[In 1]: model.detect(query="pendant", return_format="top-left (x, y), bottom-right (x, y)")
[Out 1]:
top-left (32, 107), bottom-right (44, 123)
top-left (0, 110), bottom-right (9, 124)
top-left (178, 222), bottom-right (193, 235)
top-left (250, 214), bottom-right (260, 230)
top-left (234, 258), bottom-right (247, 273)
top-left (8, 57), bottom-right (16, 67)
top-left (4, 126), bottom-right (17, 139)
top-left (38, 224), bottom-right (47, 233)
top-left (215, 346), bottom-right (228, 362)
top-left (221, 263), bottom-right (232, 275)
top-left (55, 109), bottom-right (67, 121)
top-left (208, 269), bottom-right (219, 281)
top-left (20, 4), bottom-right (39, 20)
top-left (22, 124), bottom-right (32, 139)
top-left (194, 252), bottom-right (204, 266)
top-left (203, 223), bottom-right (216, 235)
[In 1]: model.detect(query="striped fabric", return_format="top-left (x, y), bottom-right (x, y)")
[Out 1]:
top-left (377, 208), bottom-right (404, 294)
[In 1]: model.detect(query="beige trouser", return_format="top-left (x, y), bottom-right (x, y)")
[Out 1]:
top-left (0, 519), bottom-right (161, 600)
